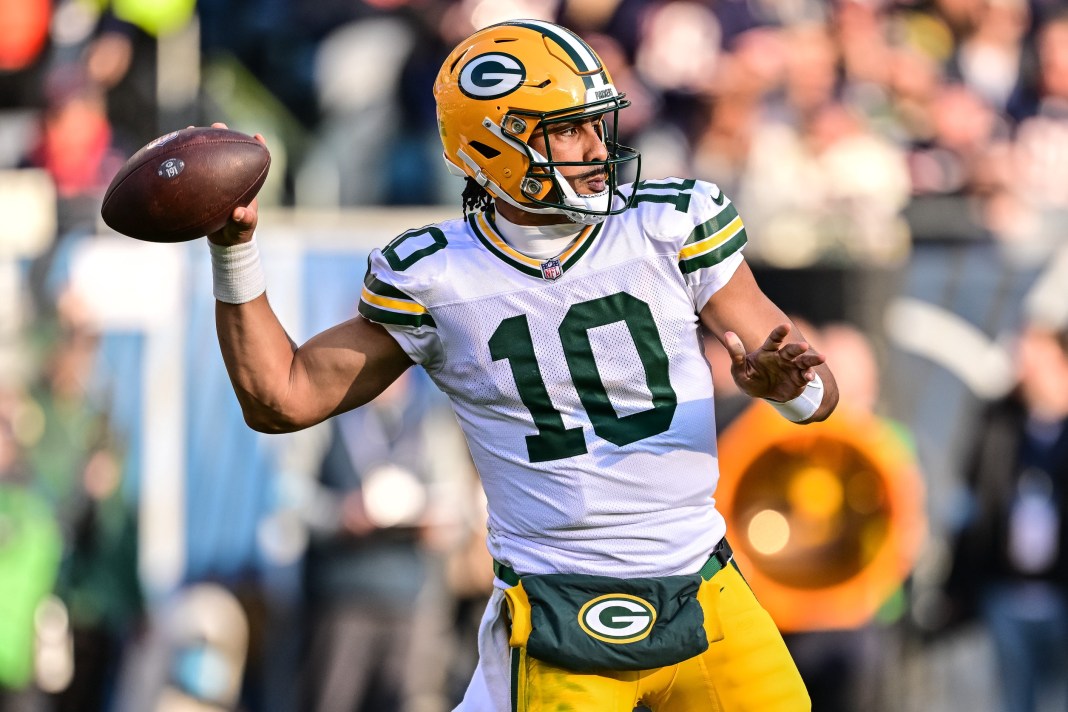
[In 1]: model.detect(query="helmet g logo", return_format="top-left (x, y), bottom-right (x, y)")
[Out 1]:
top-left (459, 53), bottom-right (526, 99)
top-left (577, 594), bottom-right (657, 644)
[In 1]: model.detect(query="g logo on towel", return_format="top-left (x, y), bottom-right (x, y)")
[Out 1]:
top-left (577, 594), bottom-right (657, 644)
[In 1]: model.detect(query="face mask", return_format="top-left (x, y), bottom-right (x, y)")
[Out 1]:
top-left (528, 146), bottom-right (611, 225)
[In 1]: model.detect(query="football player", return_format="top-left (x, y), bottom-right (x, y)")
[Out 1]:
top-left (208, 20), bottom-right (837, 712)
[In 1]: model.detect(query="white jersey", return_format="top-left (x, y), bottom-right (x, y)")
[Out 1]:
top-left (359, 179), bottom-right (748, 578)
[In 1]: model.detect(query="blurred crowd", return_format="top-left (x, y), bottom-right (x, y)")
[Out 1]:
top-left (1, 0), bottom-right (1068, 711)
top-left (3, 0), bottom-right (1068, 262)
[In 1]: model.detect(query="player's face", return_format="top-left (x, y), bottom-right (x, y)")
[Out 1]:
top-left (528, 116), bottom-right (609, 196)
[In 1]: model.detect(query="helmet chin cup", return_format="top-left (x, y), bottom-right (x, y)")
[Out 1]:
top-left (563, 210), bottom-right (608, 226)
top-left (563, 190), bottom-right (611, 225)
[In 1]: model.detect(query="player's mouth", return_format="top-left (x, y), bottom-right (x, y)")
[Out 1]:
top-left (576, 168), bottom-right (608, 194)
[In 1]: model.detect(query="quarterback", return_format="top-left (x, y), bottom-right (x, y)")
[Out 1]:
top-left (208, 20), bottom-right (837, 712)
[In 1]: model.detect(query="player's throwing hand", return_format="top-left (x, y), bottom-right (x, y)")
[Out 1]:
top-left (205, 122), bottom-right (264, 247)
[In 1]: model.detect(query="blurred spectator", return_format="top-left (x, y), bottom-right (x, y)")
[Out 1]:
top-left (82, 21), bottom-right (155, 156)
top-left (885, 22), bottom-right (950, 144)
top-left (20, 295), bottom-right (142, 712)
top-left (737, 99), bottom-right (911, 267)
top-left (42, 4), bottom-right (167, 159)
top-left (623, 1), bottom-right (732, 178)
top-left (634, 1), bottom-right (721, 99)
top-left (950, 0), bottom-right (1031, 114)
top-left (909, 84), bottom-right (1002, 198)
top-left (298, 371), bottom-right (458, 712)
top-left (437, 476), bottom-right (493, 709)
top-left (25, 66), bottom-right (121, 199)
top-left (703, 18), bottom-right (916, 267)
top-left (770, 22), bottom-right (840, 125)
top-left (903, 82), bottom-right (1015, 245)
top-left (22, 64), bottom-right (125, 241)
top-left (93, 0), bottom-right (198, 151)
top-left (294, 14), bottom-right (420, 207)
top-left (945, 310), bottom-right (1068, 712)
top-left (0, 392), bottom-right (63, 712)
top-left (834, 0), bottom-right (895, 123)
top-left (388, 7), bottom-right (457, 207)
top-left (691, 27), bottom-right (782, 197)
top-left (1009, 11), bottom-right (1068, 255)
top-left (815, 322), bottom-right (883, 416)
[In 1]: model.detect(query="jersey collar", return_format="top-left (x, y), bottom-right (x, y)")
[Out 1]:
top-left (467, 210), bottom-right (603, 281)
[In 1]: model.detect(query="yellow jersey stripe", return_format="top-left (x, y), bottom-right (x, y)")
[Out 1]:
top-left (360, 287), bottom-right (427, 315)
top-left (678, 217), bottom-right (744, 261)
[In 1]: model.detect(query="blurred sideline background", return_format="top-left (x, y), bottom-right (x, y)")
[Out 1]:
top-left (1, 0), bottom-right (1067, 711)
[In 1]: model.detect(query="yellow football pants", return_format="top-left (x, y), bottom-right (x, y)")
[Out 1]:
top-left (510, 563), bottom-right (810, 712)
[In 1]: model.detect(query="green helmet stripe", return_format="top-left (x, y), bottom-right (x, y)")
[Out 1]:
top-left (502, 20), bottom-right (603, 90)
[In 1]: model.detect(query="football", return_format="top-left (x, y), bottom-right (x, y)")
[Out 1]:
top-left (101, 127), bottom-right (271, 243)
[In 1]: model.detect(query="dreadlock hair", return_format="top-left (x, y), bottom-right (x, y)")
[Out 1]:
top-left (461, 177), bottom-right (494, 215)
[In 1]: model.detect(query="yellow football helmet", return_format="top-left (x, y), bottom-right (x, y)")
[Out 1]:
top-left (434, 20), bottom-right (641, 224)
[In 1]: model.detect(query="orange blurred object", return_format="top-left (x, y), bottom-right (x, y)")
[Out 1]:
top-left (0, 0), bottom-right (51, 70)
top-left (717, 402), bottom-right (926, 632)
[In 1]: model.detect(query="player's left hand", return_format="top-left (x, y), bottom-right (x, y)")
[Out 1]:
top-left (724, 324), bottom-right (825, 402)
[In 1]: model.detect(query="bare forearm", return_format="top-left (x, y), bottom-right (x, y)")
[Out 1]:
top-left (216, 296), bottom-right (414, 433)
top-left (216, 294), bottom-right (306, 432)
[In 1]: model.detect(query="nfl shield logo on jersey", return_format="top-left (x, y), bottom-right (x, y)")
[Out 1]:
top-left (540, 257), bottom-right (563, 281)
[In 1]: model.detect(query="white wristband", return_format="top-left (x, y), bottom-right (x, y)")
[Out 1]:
top-left (765, 373), bottom-right (824, 423)
top-left (210, 238), bottom-right (266, 304)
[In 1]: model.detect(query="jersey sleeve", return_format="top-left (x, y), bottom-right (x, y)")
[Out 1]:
top-left (674, 181), bottom-right (748, 311)
top-left (358, 249), bottom-right (443, 368)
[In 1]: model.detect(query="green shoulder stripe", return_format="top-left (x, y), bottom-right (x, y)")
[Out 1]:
top-left (625, 178), bottom-right (697, 213)
top-left (363, 271), bottom-right (415, 302)
top-left (684, 204), bottom-right (739, 245)
top-left (679, 229), bottom-right (747, 275)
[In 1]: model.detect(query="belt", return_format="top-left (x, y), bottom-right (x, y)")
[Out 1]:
top-left (493, 538), bottom-right (734, 587)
